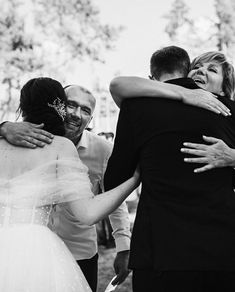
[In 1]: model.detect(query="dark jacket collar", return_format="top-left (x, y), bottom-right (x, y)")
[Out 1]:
top-left (165, 77), bottom-right (229, 101)
top-left (165, 77), bottom-right (200, 90)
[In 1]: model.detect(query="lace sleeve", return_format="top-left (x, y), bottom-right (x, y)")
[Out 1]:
top-left (0, 158), bottom-right (94, 207)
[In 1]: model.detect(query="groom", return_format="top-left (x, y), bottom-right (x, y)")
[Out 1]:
top-left (104, 46), bottom-right (235, 291)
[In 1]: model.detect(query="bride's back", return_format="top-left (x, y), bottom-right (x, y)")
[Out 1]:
top-left (0, 77), bottom-right (73, 181)
top-left (0, 136), bottom-right (70, 180)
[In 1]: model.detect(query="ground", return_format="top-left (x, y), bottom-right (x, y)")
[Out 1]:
top-left (97, 194), bottom-right (138, 291)
top-left (98, 246), bottom-right (132, 292)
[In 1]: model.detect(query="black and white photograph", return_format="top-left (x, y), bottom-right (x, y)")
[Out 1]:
top-left (1, 0), bottom-right (235, 291)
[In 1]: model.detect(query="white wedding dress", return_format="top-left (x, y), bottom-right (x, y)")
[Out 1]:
top-left (0, 158), bottom-right (93, 292)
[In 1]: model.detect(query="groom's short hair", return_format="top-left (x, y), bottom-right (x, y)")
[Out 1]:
top-left (150, 46), bottom-right (190, 80)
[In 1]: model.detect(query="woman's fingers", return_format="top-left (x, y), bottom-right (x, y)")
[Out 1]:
top-left (182, 142), bottom-right (207, 150)
top-left (194, 164), bottom-right (214, 173)
top-left (202, 135), bottom-right (220, 143)
top-left (208, 99), bottom-right (231, 116)
top-left (184, 157), bottom-right (207, 163)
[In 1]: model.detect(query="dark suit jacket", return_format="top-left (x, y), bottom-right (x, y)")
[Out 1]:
top-left (104, 78), bottom-right (235, 271)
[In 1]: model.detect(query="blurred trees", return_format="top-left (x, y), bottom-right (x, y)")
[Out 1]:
top-left (34, 0), bottom-right (121, 63)
top-left (0, 0), bottom-right (43, 119)
top-left (0, 0), bottom-right (122, 120)
top-left (164, 0), bottom-right (235, 58)
top-left (215, 0), bottom-right (235, 51)
top-left (165, 0), bottom-right (193, 42)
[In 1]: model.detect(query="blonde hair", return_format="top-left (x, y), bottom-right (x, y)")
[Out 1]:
top-left (191, 51), bottom-right (235, 100)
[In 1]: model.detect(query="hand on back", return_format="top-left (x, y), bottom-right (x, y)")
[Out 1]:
top-left (181, 135), bottom-right (235, 173)
top-left (0, 122), bottom-right (54, 148)
top-left (182, 88), bottom-right (231, 117)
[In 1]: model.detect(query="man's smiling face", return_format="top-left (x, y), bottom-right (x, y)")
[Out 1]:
top-left (64, 86), bottom-right (96, 144)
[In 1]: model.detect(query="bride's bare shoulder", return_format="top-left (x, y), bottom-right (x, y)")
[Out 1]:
top-left (52, 136), bottom-right (78, 158)
top-left (52, 136), bottom-right (74, 149)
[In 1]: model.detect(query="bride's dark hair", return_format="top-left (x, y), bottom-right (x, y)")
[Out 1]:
top-left (18, 77), bottom-right (67, 136)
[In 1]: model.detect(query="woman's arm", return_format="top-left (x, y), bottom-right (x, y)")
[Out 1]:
top-left (110, 76), bottom-right (184, 106)
top-left (110, 76), bottom-right (231, 116)
top-left (58, 138), bottom-right (140, 226)
top-left (68, 170), bottom-right (139, 226)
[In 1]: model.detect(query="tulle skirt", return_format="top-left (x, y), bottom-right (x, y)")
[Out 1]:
top-left (0, 224), bottom-right (92, 292)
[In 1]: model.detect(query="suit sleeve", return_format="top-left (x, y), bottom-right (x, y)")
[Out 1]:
top-left (104, 100), bottom-right (138, 252)
top-left (104, 100), bottom-right (139, 190)
top-left (100, 140), bottom-right (131, 252)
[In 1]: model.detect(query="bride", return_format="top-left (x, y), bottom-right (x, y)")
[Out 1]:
top-left (0, 77), bottom-right (139, 292)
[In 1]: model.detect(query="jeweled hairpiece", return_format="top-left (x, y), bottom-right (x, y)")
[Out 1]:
top-left (48, 97), bottom-right (66, 121)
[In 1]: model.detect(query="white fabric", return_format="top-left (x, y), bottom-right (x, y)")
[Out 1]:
top-left (0, 158), bottom-right (93, 208)
top-left (51, 131), bottom-right (131, 260)
top-left (0, 158), bottom-right (93, 292)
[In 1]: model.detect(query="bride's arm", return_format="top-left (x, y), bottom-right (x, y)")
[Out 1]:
top-left (58, 136), bottom-right (140, 226)
top-left (110, 76), bottom-right (230, 116)
top-left (68, 169), bottom-right (139, 226)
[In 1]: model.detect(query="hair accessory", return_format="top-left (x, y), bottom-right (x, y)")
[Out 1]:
top-left (48, 97), bottom-right (66, 121)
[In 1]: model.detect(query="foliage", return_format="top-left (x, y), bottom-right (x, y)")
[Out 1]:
top-left (164, 0), bottom-right (193, 41)
top-left (33, 0), bottom-right (122, 63)
top-left (214, 0), bottom-right (235, 51)
top-left (0, 0), bottom-right (43, 119)
top-left (98, 246), bottom-right (132, 292)
top-left (164, 0), bottom-right (235, 58)
top-left (0, 0), bottom-right (122, 120)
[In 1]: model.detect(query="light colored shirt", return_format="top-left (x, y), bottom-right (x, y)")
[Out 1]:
top-left (51, 130), bottom-right (131, 260)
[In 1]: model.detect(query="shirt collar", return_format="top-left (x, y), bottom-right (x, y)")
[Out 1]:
top-left (77, 130), bottom-right (89, 149)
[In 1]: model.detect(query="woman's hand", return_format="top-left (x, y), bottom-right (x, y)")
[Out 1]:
top-left (180, 136), bottom-right (235, 173)
top-left (181, 88), bottom-right (231, 116)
